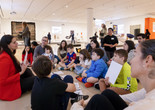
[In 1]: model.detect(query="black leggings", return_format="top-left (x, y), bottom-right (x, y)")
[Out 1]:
top-left (20, 68), bottom-right (35, 94)
top-left (85, 89), bottom-right (128, 110)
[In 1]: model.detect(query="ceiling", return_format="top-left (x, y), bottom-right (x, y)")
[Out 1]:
top-left (1, 0), bottom-right (155, 23)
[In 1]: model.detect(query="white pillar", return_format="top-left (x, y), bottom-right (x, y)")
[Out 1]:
top-left (87, 8), bottom-right (94, 41)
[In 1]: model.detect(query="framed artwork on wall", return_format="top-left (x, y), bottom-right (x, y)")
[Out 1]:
top-left (113, 25), bottom-right (118, 34)
top-left (11, 21), bottom-right (36, 40)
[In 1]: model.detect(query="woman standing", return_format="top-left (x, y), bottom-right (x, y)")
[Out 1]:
top-left (21, 22), bottom-right (30, 46)
top-left (99, 23), bottom-right (107, 47)
top-left (0, 35), bottom-right (34, 101)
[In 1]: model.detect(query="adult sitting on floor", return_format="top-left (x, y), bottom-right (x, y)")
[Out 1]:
top-left (87, 39), bottom-right (109, 63)
top-left (0, 35), bottom-right (34, 101)
top-left (33, 36), bottom-right (49, 61)
top-left (33, 36), bottom-right (59, 63)
top-left (71, 39), bottom-right (155, 110)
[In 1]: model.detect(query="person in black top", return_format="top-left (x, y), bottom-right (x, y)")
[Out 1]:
top-left (145, 29), bottom-right (150, 39)
top-left (103, 28), bottom-right (118, 59)
top-left (31, 41), bottom-right (38, 55)
top-left (31, 56), bottom-right (76, 110)
top-left (47, 32), bottom-right (51, 44)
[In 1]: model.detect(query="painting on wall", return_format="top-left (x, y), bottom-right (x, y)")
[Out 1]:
top-left (113, 25), bottom-right (117, 34)
top-left (11, 21), bottom-right (36, 40)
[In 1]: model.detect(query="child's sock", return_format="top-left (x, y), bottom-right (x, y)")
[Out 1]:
top-left (76, 76), bottom-right (83, 82)
top-left (84, 82), bottom-right (94, 88)
top-left (58, 67), bottom-right (64, 70)
top-left (70, 67), bottom-right (74, 71)
top-left (82, 77), bottom-right (87, 83)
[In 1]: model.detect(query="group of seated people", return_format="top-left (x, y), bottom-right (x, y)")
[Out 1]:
top-left (0, 32), bottom-right (155, 110)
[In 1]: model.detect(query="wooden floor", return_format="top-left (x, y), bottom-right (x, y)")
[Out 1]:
top-left (0, 42), bottom-right (142, 110)
top-left (0, 44), bottom-right (100, 110)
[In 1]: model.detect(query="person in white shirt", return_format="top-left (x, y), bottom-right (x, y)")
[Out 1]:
top-left (73, 49), bottom-right (91, 75)
top-left (71, 39), bottom-right (155, 110)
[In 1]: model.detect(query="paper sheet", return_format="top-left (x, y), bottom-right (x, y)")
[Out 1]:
top-left (53, 71), bottom-right (64, 75)
top-left (105, 61), bottom-right (123, 84)
top-left (23, 52), bottom-right (28, 64)
top-left (74, 82), bottom-right (83, 95)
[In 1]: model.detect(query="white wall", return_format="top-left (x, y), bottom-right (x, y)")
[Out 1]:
top-left (105, 15), bottom-right (147, 39)
top-left (35, 21), bottom-right (87, 42)
top-left (0, 19), bottom-right (87, 42)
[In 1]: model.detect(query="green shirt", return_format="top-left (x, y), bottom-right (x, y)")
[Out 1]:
top-left (110, 62), bottom-right (138, 93)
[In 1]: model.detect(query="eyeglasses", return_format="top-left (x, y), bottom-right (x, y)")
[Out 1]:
top-left (42, 39), bottom-right (48, 42)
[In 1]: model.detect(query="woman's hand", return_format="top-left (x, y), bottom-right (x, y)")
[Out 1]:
top-left (20, 63), bottom-right (29, 75)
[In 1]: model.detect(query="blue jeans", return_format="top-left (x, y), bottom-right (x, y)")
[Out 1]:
top-left (51, 74), bottom-right (73, 110)
top-left (74, 66), bottom-right (87, 75)
top-left (54, 55), bottom-right (60, 64)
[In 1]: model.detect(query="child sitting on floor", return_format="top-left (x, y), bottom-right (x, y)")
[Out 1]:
top-left (42, 45), bottom-right (57, 68)
top-left (74, 49), bottom-right (91, 75)
top-left (58, 44), bottom-right (76, 70)
top-left (31, 55), bottom-right (76, 110)
top-left (99, 49), bottom-right (138, 95)
top-left (76, 48), bottom-right (108, 88)
top-left (22, 45), bottom-right (33, 66)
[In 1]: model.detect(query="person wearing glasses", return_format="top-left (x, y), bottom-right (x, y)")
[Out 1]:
top-left (33, 36), bottom-right (53, 61)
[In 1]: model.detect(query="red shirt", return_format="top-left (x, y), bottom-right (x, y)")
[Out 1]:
top-left (22, 52), bottom-right (33, 64)
top-left (0, 51), bottom-right (21, 101)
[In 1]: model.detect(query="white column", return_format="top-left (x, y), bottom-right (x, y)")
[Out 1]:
top-left (87, 8), bottom-right (94, 41)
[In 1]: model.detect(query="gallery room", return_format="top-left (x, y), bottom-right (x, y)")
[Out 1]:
top-left (0, 0), bottom-right (155, 110)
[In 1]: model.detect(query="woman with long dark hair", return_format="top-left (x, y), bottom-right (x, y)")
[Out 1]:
top-left (57, 40), bottom-right (67, 62)
top-left (87, 39), bottom-right (108, 63)
top-left (123, 40), bottom-right (135, 64)
top-left (22, 46), bottom-right (33, 65)
top-left (71, 40), bottom-right (155, 110)
top-left (0, 35), bottom-right (34, 101)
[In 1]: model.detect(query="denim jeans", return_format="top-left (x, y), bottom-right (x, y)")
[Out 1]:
top-left (74, 66), bottom-right (87, 75)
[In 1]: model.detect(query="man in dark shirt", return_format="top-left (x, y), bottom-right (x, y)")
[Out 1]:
top-left (31, 56), bottom-right (76, 110)
top-left (103, 28), bottom-right (118, 59)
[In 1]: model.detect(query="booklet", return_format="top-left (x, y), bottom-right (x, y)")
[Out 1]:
top-left (105, 61), bottom-right (123, 84)
top-left (52, 71), bottom-right (64, 75)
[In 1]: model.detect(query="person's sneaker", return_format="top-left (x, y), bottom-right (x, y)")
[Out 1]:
top-left (94, 82), bottom-right (100, 90)
top-left (76, 76), bottom-right (83, 82)
top-left (70, 67), bottom-right (74, 71)
top-left (84, 82), bottom-right (94, 88)
top-left (70, 95), bottom-right (89, 105)
top-left (58, 67), bottom-right (64, 70)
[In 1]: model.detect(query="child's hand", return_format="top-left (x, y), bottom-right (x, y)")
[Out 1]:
top-left (81, 64), bottom-right (86, 68)
top-left (107, 59), bottom-right (112, 66)
top-left (82, 72), bottom-right (87, 77)
top-left (64, 59), bottom-right (68, 63)
top-left (104, 77), bottom-right (110, 86)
